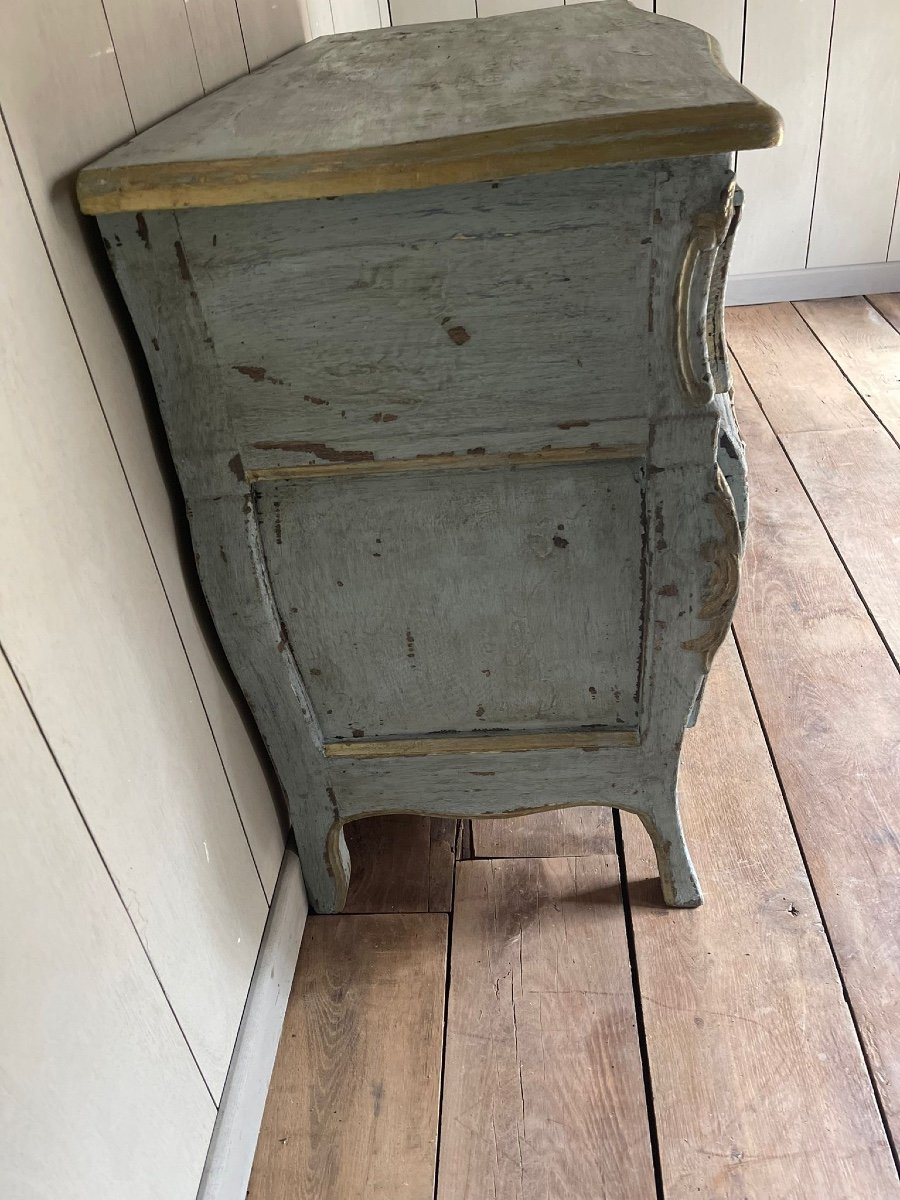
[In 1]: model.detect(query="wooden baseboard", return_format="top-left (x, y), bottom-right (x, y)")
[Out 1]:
top-left (727, 261), bottom-right (900, 306)
top-left (197, 846), bottom-right (307, 1200)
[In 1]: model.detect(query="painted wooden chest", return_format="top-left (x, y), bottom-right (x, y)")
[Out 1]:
top-left (79, 1), bottom-right (780, 912)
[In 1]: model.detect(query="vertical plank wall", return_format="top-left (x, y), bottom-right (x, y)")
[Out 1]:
top-left (0, 2), bottom-right (309, 1198)
top-left (0, 0), bottom-right (896, 1196)
top-left (312, 0), bottom-right (900, 296)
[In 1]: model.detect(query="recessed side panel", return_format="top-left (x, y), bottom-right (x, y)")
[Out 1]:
top-left (255, 458), bottom-right (644, 742)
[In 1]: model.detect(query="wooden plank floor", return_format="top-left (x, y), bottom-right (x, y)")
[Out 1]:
top-left (250, 297), bottom-right (900, 1199)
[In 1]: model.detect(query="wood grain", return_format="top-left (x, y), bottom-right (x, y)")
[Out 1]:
top-left (621, 637), bottom-right (900, 1199)
top-left (245, 443), bottom-right (646, 483)
top-left (77, 3), bottom-right (780, 212)
top-left (782, 425), bottom-right (900, 663)
top-left (473, 804), bottom-right (617, 859)
top-left (726, 301), bottom-right (878, 433)
top-left (0, 654), bottom-right (216, 1200)
top-left (731, 364), bottom-right (900, 1146)
top-left (325, 732), bottom-right (640, 758)
top-left (249, 914), bottom-right (447, 1200)
top-left (343, 816), bottom-right (457, 913)
top-left (867, 292), bottom-right (900, 335)
top-left (437, 856), bottom-right (655, 1200)
top-left (796, 296), bottom-right (900, 442)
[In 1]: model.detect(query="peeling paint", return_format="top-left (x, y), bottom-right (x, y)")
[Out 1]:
top-left (252, 439), bottom-right (375, 463)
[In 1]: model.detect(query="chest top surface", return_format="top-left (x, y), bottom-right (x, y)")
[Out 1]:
top-left (77, 0), bottom-right (779, 215)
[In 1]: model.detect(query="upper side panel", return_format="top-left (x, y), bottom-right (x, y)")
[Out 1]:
top-left (176, 166), bottom-right (655, 474)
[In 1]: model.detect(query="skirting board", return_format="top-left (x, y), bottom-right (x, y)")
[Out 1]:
top-left (727, 260), bottom-right (900, 306)
top-left (197, 846), bottom-right (307, 1200)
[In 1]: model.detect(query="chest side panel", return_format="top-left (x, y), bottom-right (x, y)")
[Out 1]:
top-left (176, 166), bottom-right (655, 473)
top-left (255, 457), bottom-right (644, 743)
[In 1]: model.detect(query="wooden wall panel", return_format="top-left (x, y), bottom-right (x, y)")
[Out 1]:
top-left (182, 0), bottom-right (250, 91)
top-left (100, 0), bottom-right (204, 129)
top-left (390, 0), bottom-right (476, 24)
top-left (0, 654), bottom-right (217, 1200)
top-left (0, 0), bottom-right (286, 898)
top-left (0, 125), bottom-right (268, 1099)
top-left (480, 0), bottom-right (561, 16)
top-left (655, 0), bottom-right (744, 76)
top-left (807, 0), bottom-right (900, 268)
top-left (236, 0), bottom-right (310, 65)
top-left (330, 0), bottom-right (385, 33)
top-left (731, 0), bottom-right (833, 275)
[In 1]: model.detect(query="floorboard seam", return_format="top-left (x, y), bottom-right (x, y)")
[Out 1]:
top-left (787, 301), bottom-right (900, 451)
top-left (431, 840), bottom-right (461, 1200)
top-left (731, 630), bottom-right (900, 1175)
top-left (612, 809), bottom-right (666, 1200)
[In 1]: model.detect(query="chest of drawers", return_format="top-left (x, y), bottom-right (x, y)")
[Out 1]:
top-left (80, 0), bottom-right (780, 912)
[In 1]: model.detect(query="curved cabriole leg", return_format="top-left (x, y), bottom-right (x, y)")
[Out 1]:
top-left (297, 816), bottom-right (350, 915)
top-left (189, 494), bottom-right (352, 913)
top-left (637, 792), bottom-right (702, 908)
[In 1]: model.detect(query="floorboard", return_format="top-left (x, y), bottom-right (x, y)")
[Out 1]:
top-left (781, 425), bottom-right (900, 663)
top-left (731, 365), bottom-right (900, 1150)
top-left (795, 296), bottom-right (900, 442)
top-left (249, 914), bottom-right (448, 1200)
top-left (343, 816), bottom-right (457, 913)
top-left (472, 805), bottom-right (617, 858)
top-left (867, 293), bottom-right (900, 336)
top-left (622, 637), bottom-right (899, 1199)
top-left (436, 856), bottom-right (655, 1200)
top-left (729, 300), bottom-right (900, 664)
top-left (726, 301), bottom-right (878, 434)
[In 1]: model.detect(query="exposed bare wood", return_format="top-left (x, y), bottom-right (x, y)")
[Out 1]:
top-left (324, 730), bottom-right (640, 758)
top-left (621, 637), bottom-right (900, 1198)
top-left (795, 296), bottom-right (900, 442)
top-left (867, 292), bottom-right (900, 335)
top-left (473, 805), bottom-right (616, 859)
top-left (244, 443), bottom-right (646, 483)
top-left (731, 364), bottom-right (900, 1144)
top-left (726, 302), bottom-right (878, 433)
top-left (249, 914), bottom-right (447, 1199)
top-left (680, 467), bottom-right (743, 669)
top-left (437, 856), bottom-right (655, 1200)
top-left (342, 816), bottom-right (457, 913)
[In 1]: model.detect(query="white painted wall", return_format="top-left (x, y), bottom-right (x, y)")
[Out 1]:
top-left (304, 0), bottom-right (900, 302)
top-left (0, 1), bottom-right (309, 1196)
top-left (1, 2), bottom-right (896, 1195)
